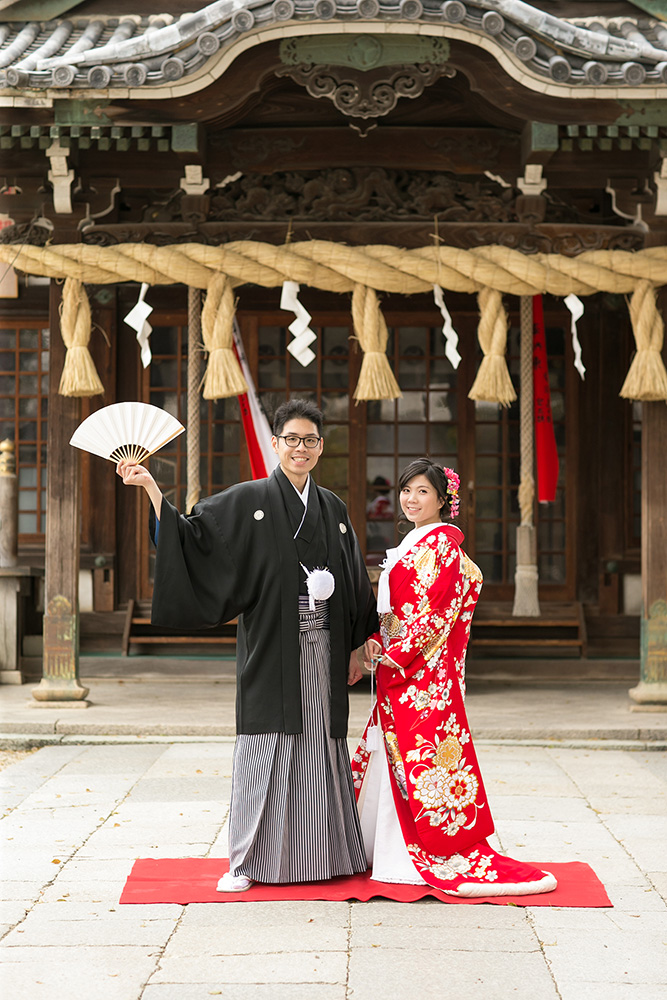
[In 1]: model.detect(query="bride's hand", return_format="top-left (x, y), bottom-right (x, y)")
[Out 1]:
top-left (363, 638), bottom-right (381, 669)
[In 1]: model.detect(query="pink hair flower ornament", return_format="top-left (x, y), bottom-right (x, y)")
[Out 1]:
top-left (443, 467), bottom-right (460, 519)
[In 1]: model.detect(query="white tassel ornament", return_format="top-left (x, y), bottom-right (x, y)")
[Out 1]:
top-left (301, 565), bottom-right (335, 610)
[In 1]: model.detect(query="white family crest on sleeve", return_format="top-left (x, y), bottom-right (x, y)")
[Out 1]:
top-left (339, 522), bottom-right (347, 533)
top-left (253, 509), bottom-right (265, 520)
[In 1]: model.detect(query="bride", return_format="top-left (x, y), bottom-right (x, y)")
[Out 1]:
top-left (353, 458), bottom-right (557, 898)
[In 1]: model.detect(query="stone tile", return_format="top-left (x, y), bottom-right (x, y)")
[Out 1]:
top-left (530, 896), bottom-right (667, 935)
top-left (56, 744), bottom-right (166, 775)
top-left (41, 880), bottom-right (135, 904)
top-left (0, 746), bottom-right (82, 810)
top-left (547, 749), bottom-right (666, 796)
top-left (542, 929), bottom-right (667, 984)
top-left (607, 882), bottom-right (667, 911)
top-left (0, 945), bottom-right (160, 1000)
top-left (350, 898), bottom-right (531, 928)
top-left (83, 821), bottom-right (218, 843)
top-left (26, 899), bottom-right (182, 920)
top-left (0, 881), bottom-right (46, 902)
top-left (588, 794), bottom-right (667, 816)
top-left (4, 902), bottom-right (178, 947)
top-left (142, 985), bottom-right (345, 1000)
top-left (152, 951), bottom-right (347, 985)
top-left (476, 750), bottom-right (581, 797)
top-left (0, 850), bottom-right (70, 882)
top-left (59, 857), bottom-right (140, 881)
top-left (601, 815), bottom-right (667, 872)
top-left (648, 871), bottom-right (667, 902)
top-left (350, 921), bottom-right (539, 951)
top-left (109, 800), bottom-right (224, 824)
top-left (0, 901), bottom-right (30, 927)
top-left (179, 900), bottom-right (350, 927)
top-left (488, 794), bottom-right (594, 823)
top-left (164, 922), bottom-right (347, 955)
top-left (558, 985), bottom-right (667, 1000)
top-left (74, 843), bottom-right (214, 860)
top-left (124, 777), bottom-right (231, 803)
top-left (1, 805), bottom-right (105, 844)
top-left (21, 776), bottom-right (136, 809)
top-left (347, 947), bottom-right (558, 999)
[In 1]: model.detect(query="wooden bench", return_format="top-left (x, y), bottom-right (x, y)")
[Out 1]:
top-left (121, 599), bottom-right (238, 656)
top-left (469, 600), bottom-right (587, 656)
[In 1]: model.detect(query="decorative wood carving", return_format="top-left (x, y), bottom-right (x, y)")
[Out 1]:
top-left (0, 221), bottom-right (53, 245)
top-left (275, 63), bottom-right (454, 120)
top-left (79, 222), bottom-right (644, 255)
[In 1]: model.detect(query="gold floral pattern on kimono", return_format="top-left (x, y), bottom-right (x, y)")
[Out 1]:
top-left (352, 524), bottom-right (493, 860)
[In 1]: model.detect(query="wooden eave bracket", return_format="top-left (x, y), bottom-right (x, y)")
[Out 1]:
top-left (179, 164), bottom-right (210, 196)
top-left (46, 139), bottom-right (74, 213)
top-left (517, 163), bottom-right (547, 197)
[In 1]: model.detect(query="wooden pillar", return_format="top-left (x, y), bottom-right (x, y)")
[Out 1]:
top-left (629, 401), bottom-right (667, 706)
top-left (32, 281), bottom-right (89, 706)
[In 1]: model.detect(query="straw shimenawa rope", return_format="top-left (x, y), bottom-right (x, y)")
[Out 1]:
top-left (200, 273), bottom-right (248, 400)
top-left (469, 287), bottom-right (516, 407)
top-left (620, 279), bottom-right (667, 402)
top-left (2, 242), bottom-right (666, 403)
top-left (351, 284), bottom-right (401, 401)
top-left (58, 278), bottom-right (104, 398)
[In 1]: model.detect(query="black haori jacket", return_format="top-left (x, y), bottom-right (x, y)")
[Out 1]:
top-left (150, 467), bottom-right (378, 738)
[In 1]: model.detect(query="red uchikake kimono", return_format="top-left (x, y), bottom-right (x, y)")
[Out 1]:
top-left (352, 523), bottom-right (556, 897)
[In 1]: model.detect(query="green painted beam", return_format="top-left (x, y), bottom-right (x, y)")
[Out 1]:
top-left (54, 100), bottom-right (112, 127)
top-left (280, 34), bottom-right (450, 70)
top-left (621, 0), bottom-right (667, 23)
top-left (615, 101), bottom-right (667, 126)
top-left (1, 0), bottom-right (84, 20)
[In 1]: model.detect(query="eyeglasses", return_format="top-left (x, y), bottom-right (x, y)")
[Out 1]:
top-left (277, 434), bottom-right (322, 449)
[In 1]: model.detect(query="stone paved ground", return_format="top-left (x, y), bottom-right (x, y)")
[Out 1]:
top-left (1, 740), bottom-right (666, 1000)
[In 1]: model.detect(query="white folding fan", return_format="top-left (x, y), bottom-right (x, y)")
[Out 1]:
top-left (70, 401), bottom-right (185, 464)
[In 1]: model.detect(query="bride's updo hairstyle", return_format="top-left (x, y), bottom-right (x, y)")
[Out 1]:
top-left (397, 458), bottom-right (452, 525)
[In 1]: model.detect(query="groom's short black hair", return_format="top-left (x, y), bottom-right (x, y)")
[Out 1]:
top-left (273, 398), bottom-right (324, 438)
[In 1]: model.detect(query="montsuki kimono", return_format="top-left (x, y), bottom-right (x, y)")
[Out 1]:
top-left (352, 522), bottom-right (556, 897)
top-left (150, 466), bottom-right (378, 738)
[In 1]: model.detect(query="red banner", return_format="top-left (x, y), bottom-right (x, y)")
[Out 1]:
top-left (533, 296), bottom-right (559, 503)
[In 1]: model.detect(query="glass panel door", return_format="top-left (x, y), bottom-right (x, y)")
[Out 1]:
top-left (471, 316), bottom-right (570, 597)
top-left (0, 321), bottom-right (49, 540)
top-left (365, 321), bottom-right (461, 565)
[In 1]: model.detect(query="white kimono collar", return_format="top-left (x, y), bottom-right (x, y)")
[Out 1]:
top-left (376, 522), bottom-right (464, 614)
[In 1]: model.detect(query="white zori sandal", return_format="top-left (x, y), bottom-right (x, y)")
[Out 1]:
top-left (216, 872), bottom-right (253, 893)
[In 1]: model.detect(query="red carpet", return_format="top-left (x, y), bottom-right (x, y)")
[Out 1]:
top-left (119, 858), bottom-right (611, 908)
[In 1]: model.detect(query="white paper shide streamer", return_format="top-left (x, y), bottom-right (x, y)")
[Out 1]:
top-left (433, 284), bottom-right (461, 369)
top-left (124, 283), bottom-right (153, 368)
top-left (564, 293), bottom-right (586, 379)
top-left (281, 281), bottom-right (317, 367)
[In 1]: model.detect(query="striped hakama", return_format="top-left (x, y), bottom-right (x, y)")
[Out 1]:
top-left (228, 599), bottom-right (367, 884)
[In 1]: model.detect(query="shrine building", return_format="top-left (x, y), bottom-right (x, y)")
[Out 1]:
top-left (0, 0), bottom-right (666, 702)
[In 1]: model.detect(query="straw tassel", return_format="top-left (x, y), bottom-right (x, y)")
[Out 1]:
top-left (351, 284), bottom-right (402, 401)
top-left (201, 273), bottom-right (249, 399)
top-left (58, 279), bottom-right (104, 397)
top-left (468, 287), bottom-right (516, 407)
top-left (620, 280), bottom-right (667, 402)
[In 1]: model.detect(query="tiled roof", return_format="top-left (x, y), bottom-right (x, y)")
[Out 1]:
top-left (1, 0), bottom-right (667, 97)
